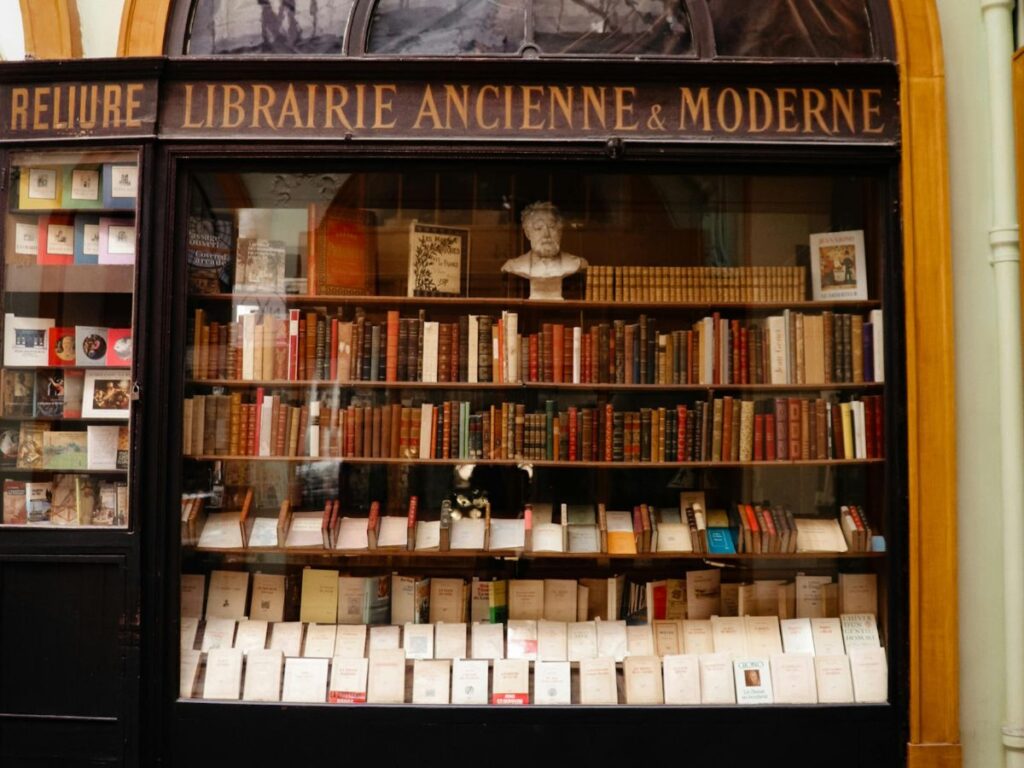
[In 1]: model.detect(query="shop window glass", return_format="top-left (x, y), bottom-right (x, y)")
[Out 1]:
top-left (708, 0), bottom-right (874, 58)
top-left (186, 0), bottom-right (353, 55)
top-left (366, 0), bottom-right (526, 55)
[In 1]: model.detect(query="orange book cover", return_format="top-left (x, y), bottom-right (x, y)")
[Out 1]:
top-left (385, 310), bottom-right (399, 383)
top-left (552, 324), bottom-right (564, 383)
top-left (308, 203), bottom-right (376, 296)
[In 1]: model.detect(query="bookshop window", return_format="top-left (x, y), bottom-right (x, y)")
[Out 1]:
top-left (186, 0), bottom-right (354, 55)
top-left (180, 164), bottom-right (892, 706)
top-left (2, 150), bottom-right (139, 528)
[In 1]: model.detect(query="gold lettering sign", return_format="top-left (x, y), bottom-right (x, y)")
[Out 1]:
top-left (4, 82), bottom-right (155, 136)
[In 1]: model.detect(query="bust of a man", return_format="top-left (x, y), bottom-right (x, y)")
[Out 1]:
top-left (502, 201), bottom-right (588, 301)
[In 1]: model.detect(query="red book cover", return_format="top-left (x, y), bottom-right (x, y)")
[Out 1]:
top-left (406, 495), bottom-right (418, 529)
top-left (753, 413), bottom-right (764, 461)
top-left (581, 335), bottom-right (590, 383)
top-left (721, 396), bottom-right (734, 463)
top-left (442, 401), bottom-right (452, 459)
top-left (48, 327), bottom-right (76, 366)
top-left (297, 318), bottom-right (307, 380)
top-left (563, 326), bottom-right (574, 384)
top-left (568, 406), bottom-right (578, 461)
top-left (287, 309), bottom-right (299, 381)
top-left (607, 327), bottom-right (615, 383)
top-left (730, 319), bottom-right (741, 384)
top-left (711, 312), bottom-right (721, 385)
top-left (773, 398), bottom-right (788, 460)
top-left (37, 214), bottom-right (75, 265)
top-left (329, 318), bottom-right (339, 381)
top-left (765, 413), bottom-right (776, 461)
top-left (605, 403), bottom-right (614, 462)
top-left (450, 321), bottom-right (460, 382)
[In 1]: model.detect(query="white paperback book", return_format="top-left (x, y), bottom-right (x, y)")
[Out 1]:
top-left (369, 625), bottom-right (401, 651)
top-left (284, 512), bottom-right (323, 548)
top-left (653, 620), bottom-right (682, 657)
top-left (376, 516), bottom-right (408, 548)
top-left (744, 616), bottom-right (783, 657)
top-left (450, 517), bottom-right (486, 550)
top-left (247, 517), bottom-right (278, 548)
top-left (578, 657), bottom-right (618, 705)
top-left (780, 618), bottom-right (816, 655)
top-left (180, 617), bottom-right (199, 650)
top-left (451, 658), bottom-right (489, 705)
top-left (537, 620), bottom-right (568, 661)
top-left (534, 660), bottom-right (571, 705)
top-left (734, 658), bottom-right (774, 704)
top-left (491, 658), bottom-right (530, 704)
top-left (403, 622), bottom-right (435, 660)
top-left (434, 622), bottom-right (468, 660)
top-left (488, 518), bottom-right (525, 550)
top-left (686, 569), bottom-right (721, 620)
top-left (770, 653), bottom-right (818, 704)
top-left (412, 659), bottom-right (451, 704)
top-left (662, 654), bottom-right (701, 705)
top-left (624, 656), bottom-right (664, 705)
top-left (795, 574), bottom-right (833, 617)
top-left (302, 623), bottom-right (337, 658)
top-left (335, 517), bottom-right (369, 550)
top-left (281, 657), bottom-right (328, 703)
top-left (197, 513), bottom-right (244, 550)
top-left (249, 573), bottom-right (285, 622)
top-left (810, 617), bottom-right (846, 656)
top-left (508, 579), bottom-right (544, 620)
top-left (206, 570), bottom-right (249, 619)
top-left (471, 622), bottom-right (505, 660)
top-left (242, 649), bottom-right (283, 702)
top-left (180, 649), bottom-right (201, 698)
top-left (201, 617), bottom-right (237, 651)
top-left (682, 620), bottom-right (715, 655)
top-left (86, 425), bottom-right (120, 470)
top-left (595, 620), bottom-right (628, 662)
top-left (333, 624), bottom-right (367, 658)
top-left (531, 522), bottom-right (564, 553)
top-left (233, 619), bottom-right (269, 653)
top-left (710, 616), bottom-right (748, 658)
top-left (698, 653), bottom-right (736, 704)
top-left (506, 620), bottom-right (538, 660)
top-left (543, 579), bottom-right (578, 622)
top-left (655, 523), bottom-right (693, 553)
top-left (415, 520), bottom-right (441, 550)
top-left (328, 656), bottom-right (368, 703)
top-left (840, 613), bottom-right (881, 651)
top-left (367, 648), bottom-right (407, 703)
top-left (180, 574), bottom-right (205, 618)
top-left (839, 573), bottom-right (878, 615)
top-left (567, 621), bottom-right (598, 661)
top-left (625, 624), bottom-right (654, 657)
top-left (814, 654), bottom-right (855, 703)
top-left (268, 622), bottom-right (304, 658)
top-left (849, 646), bottom-right (888, 703)
top-left (202, 648), bottom-right (243, 700)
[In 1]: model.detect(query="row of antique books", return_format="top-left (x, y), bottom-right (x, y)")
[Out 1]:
top-left (182, 393), bottom-right (884, 463)
top-left (584, 265), bottom-right (807, 304)
top-left (188, 307), bottom-right (884, 387)
top-left (2, 474), bottom-right (127, 526)
top-left (184, 644), bottom-right (887, 705)
top-left (185, 568), bottom-right (876, 629)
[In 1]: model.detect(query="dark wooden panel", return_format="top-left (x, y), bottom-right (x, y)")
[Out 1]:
top-left (0, 718), bottom-right (122, 767)
top-left (0, 558), bottom-right (125, 718)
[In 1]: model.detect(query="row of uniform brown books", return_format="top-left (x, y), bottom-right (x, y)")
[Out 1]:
top-left (585, 265), bottom-right (806, 303)
top-left (189, 306), bottom-right (883, 387)
top-left (183, 392), bottom-right (883, 463)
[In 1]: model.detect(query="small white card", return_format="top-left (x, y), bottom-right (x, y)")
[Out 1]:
top-left (14, 223), bottom-right (37, 255)
top-left (28, 168), bottom-right (57, 200)
top-left (336, 517), bottom-right (369, 550)
top-left (110, 164), bottom-right (138, 198)
top-left (449, 517), bottom-right (485, 550)
top-left (377, 516), bottom-right (408, 548)
top-left (71, 169), bottom-right (99, 201)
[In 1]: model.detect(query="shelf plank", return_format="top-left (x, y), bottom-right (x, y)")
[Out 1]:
top-left (1, 467), bottom-right (127, 475)
top-left (186, 455), bottom-right (883, 468)
top-left (184, 544), bottom-right (882, 560)
top-left (5, 264), bottom-right (135, 294)
top-left (192, 293), bottom-right (882, 312)
top-left (188, 378), bottom-right (884, 393)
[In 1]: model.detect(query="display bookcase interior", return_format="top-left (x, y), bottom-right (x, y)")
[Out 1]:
top-left (1, 150), bottom-right (138, 529)
top-left (177, 165), bottom-right (895, 710)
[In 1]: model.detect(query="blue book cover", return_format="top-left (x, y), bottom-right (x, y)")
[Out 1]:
top-left (101, 163), bottom-right (137, 210)
top-left (707, 527), bottom-right (737, 554)
top-left (74, 215), bottom-right (101, 264)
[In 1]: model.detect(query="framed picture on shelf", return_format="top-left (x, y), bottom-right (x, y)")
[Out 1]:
top-left (75, 326), bottom-right (109, 367)
top-left (234, 238), bottom-right (286, 294)
top-left (3, 314), bottom-right (54, 367)
top-left (73, 215), bottom-right (101, 264)
top-left (102, 163), bottom-right (138, 209)
top-left (809, 230), bottom-right (868, 301)
top-left (5, 215), bottom-right (38, 265)
top-left (60, 166), bottom-right (102, 209)
top-left (37, 214), bottom-right (75, 265)
top-left (17, 166), bottom-right (59, 209)
top-left (307, 204), bottom-right (376, 296)
top-left (82, 370), bottom-right (131, 419)
top-left (98, 217), bottom-right (136, 264)
top-left (407, 221), bottom-right (469, 297)
top-left (1, 368), bottom-right (35, 417)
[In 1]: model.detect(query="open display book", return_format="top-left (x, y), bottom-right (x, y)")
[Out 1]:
top-left (179, 165), bottom-right (893, 708)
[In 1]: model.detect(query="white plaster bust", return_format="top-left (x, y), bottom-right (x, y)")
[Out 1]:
top-left (501, 201), bottom-right (588, 300)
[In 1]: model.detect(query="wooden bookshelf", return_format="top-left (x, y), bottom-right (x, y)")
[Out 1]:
top-left (192, 292), bottom-right (883, 313)
top-left (5, 264), bottom-right (135, 294)
top-left (187, 455), bottom-right (883, 468)
top-left (188, 378), bottom-right (884, 393)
